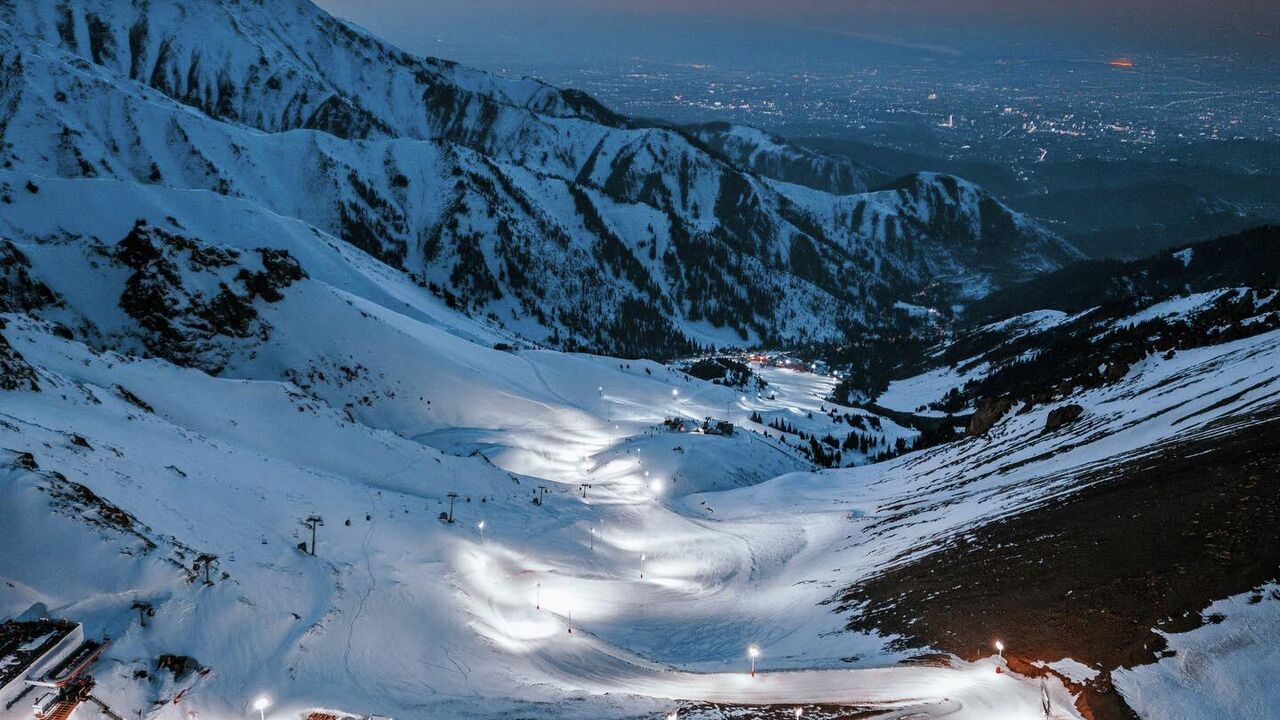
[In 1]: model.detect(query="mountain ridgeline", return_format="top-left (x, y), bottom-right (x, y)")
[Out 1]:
top-left (966, 225), bottom-right (1280, 322)
top-left (0, 0), bottom-right (1079, 361)
top-left (820, 225), bottom-right (1280, 416)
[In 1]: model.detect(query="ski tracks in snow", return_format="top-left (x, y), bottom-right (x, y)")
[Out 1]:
top-left (342, 456), bottom-right (439, 698)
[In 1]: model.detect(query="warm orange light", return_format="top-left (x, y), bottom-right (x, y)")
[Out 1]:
top-left (1109, 58), bottom-right (1136, 68)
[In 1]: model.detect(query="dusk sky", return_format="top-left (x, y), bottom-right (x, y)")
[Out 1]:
top-left (314, 0), bottom-right (1280, 72)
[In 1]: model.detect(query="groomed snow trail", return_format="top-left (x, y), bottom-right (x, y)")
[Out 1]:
top-left (432, 362), bottom-right (1088, 719)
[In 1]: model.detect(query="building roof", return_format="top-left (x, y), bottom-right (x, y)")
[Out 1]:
top-left (0, 620), bottom-right (79, 688)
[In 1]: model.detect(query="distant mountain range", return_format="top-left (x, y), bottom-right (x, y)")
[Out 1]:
top-left (796, 135), bottom-right (1280, 262)
top-left (0, 0), bottom-right (1079, 359)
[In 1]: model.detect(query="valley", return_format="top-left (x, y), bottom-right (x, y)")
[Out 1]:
top-left (1, 2), bottom-right (1277, 720)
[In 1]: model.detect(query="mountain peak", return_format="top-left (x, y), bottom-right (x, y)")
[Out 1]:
top-left (0, 0), bottom-right (1076, 356)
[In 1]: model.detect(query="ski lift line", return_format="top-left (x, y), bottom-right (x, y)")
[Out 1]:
top-left (340, 484), bottom-right (379, 706)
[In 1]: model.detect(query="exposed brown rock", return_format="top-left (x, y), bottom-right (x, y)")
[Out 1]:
top-left (1045, 403), bottom-right (1085, 433)
top-left (0, 330), bottom-right (39, 391)
top-left (967, 397), bottom-right (1014, 436)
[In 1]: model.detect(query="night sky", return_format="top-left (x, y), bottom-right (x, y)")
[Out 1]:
top-left (314, 0), bottom-right (1280, 72)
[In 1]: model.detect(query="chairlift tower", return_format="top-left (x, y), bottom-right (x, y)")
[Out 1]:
top-left (303, 515), bottom-right (324, 556)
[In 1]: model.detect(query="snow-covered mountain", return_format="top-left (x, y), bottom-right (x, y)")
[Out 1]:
top-left (4, 3), bottom-right (1273, 720)
top-left (0, 162), bottom-right (1091, 720)
top-left (0, 0), bottom-right (1078, 357)
top-left (1, 191), bottom-right (1274, 720)
top-left (684, 123), bottom-right (888, 196)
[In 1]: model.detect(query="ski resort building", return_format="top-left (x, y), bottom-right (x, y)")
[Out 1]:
top-left (304, 710), bottom-right (392, 720)
top-left (1, 620), bottom-right (82, 711)
top-left (0, 619), bottom-right (102, 720)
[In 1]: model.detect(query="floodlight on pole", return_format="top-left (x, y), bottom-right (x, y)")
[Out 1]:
top-left (253, 696), bottom-right (270, 720)
top-left (748, 645), bottom-right (760, 677)
top-left (995, 639), bottom-right (1005, 659)
top-left (478, 519), bottom-right (485, 543)
top-left (795, 708), bottom-right (803, 719)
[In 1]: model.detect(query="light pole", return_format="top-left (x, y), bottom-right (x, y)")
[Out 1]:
top-left (253, 696), bottom-right (269, 720)
top-left (536, 582), bottom-right (541, 610)
top-left (590, 525), bottom-right (595, 551)
top-left (995, 639), bottom-right (1005, 660)
top-left (795, 708), bottom-right (803, 719)
top-left (640, 553), bottom-right (646, 579)
top-left (749, 645), bottom-right (760, 677)
top-left (478, 520), bottom-right (485, 543)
